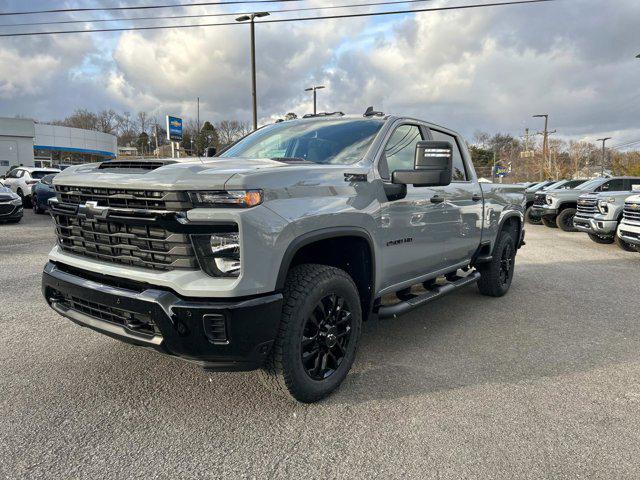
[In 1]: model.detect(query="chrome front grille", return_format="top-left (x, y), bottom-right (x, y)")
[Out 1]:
top-left (533, 194), bottom-right (546, 206)
top-left (52, 204), bottom-right (198, 271)
top-left (576, 198), bottom-right (598, 217)
top-left (55, 186), bottom-right (191, 211)
top-left (623, 202), bottom-right (640, 223)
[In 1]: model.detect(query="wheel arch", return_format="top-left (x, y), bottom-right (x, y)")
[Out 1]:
top-left (276, 227), bottom-right (376, 321)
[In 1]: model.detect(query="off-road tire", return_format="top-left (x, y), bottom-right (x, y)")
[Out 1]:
top-left (615, 234), bottom-right (637, 252)
top-left (525, 206), bottom-right (542, 225)
top-left (541, 217), bottom-right (557, 228)
top-left (477, 231), bottom-right (516, 297)
top-left (588, 233), bottom-right (614, 244)
top-left (556, 208), bottom-right (578, 232)
top-left (260, 264), bottom-right (362, 403)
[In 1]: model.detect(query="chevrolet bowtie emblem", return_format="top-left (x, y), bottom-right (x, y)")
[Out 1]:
top-left (78, 201), bottom-right (109, 220)
top-left (632, 204), bottom-right (639, 210)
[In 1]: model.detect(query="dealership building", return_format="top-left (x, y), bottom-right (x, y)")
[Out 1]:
top-left (0, 117), bottom-right (117, 175)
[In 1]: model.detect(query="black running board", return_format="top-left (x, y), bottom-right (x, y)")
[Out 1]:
top-left (377, 271), bottom-right (481, 319)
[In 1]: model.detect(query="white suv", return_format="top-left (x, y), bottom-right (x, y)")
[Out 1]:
top-left (2, 167), bottom-right (60, 206)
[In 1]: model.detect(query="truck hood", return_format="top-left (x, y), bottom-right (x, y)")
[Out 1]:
top-left (52, 157), bottom-right (330, 191)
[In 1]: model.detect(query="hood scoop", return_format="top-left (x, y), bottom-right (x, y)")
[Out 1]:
top-left (98, 160), bottom-right (177, 171)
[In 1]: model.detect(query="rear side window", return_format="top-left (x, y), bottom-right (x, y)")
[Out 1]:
top-left (429, 130), bottom-right (467, 181)
top-left (625, 179), bottom-right (640, 191)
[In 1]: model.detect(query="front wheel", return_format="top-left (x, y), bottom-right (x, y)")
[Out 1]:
top-left (615, 234), bottom-right (638, 252)
top-left (556, 208), bottom-right (578, 232)
top-left (477, 231), bottom-right (516, 297)
top-left (260, 264), bottom-right (362, 403)
top-left (588, 233), bottom-right (614, 244)
top-left (541, 217), bottom-right (558, 228)
top-left (525, 206), bottom-right (542, 225)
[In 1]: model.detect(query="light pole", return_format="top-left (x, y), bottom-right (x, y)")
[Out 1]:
top-left (304, 85), bottom-right (325, 115)
top-left (533, 114), bottom-right (556, 180)
top-left (236, 12), bottom-right (269, 131)
top-left (596, 137), bottom-right (612, 176)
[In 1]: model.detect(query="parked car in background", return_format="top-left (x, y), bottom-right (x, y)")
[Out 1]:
top-left (31, 174), bottom-right (57, 214)
top-left (573, 188), bottom-right (640, 251)
top-left (0, 186), bottom-right (23, 224)
top-left (527, 179), bottom-right (587, 224)
top-left (2, 167), bottom-right (60, 207)
top-left (616, 194), bottom-right (640, 253)
top-left (530, 177), bottom-right (640, 232)
top-left (524, 180), bottom-right (557, 224)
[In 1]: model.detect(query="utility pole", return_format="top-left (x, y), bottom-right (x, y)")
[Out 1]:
top-left (154, 124), bottom-right (159, 158)
top-left (304, 85), bottom-right (325, 115)
top-left (533, 114), bottom-right (556, 180)
top-left (596, 137), bottom-right (612, 176)
top-left (236, 12), bottom-right (269, 131)
top-left (197, 97), bottom-right (200, 133)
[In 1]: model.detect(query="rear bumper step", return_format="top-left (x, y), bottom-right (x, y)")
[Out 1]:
top-left (376, 271), bottom-right (481, 319)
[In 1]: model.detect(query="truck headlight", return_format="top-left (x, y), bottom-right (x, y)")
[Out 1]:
top-left (191, 229), bottom-right (241, 277)
top-left (10, 197), bottom-right (22, 206)
top-left (546, 196), bottom-right (554, 205)
top-left (189, 190), bottom-right (262, 208)
top-left (597, 200), bottom-right (609, 214)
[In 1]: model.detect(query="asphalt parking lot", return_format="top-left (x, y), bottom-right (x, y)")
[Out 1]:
top-left (1, 210), bottom-right (639, 479)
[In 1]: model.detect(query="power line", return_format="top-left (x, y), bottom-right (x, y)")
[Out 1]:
top-left (0, 1), bottom-right (303, 17)
top-left (610, 139), bottom-right (640, 149)
top-left (0, 0), bottom-right (438, 28)
top-left (0, 0), bottom-right (557, 37)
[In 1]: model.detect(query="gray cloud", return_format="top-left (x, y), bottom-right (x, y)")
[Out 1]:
top-left (0, 0), bottom-right (638, 146)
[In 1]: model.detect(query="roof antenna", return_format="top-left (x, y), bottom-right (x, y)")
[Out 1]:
top-left (364, 106), bottom-right (384, 117)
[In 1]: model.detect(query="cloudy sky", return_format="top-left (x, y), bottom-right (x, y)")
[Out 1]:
top-left (0, 0), bottom-right (638, 147)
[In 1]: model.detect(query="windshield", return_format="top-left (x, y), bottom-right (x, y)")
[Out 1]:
top-left (31, 170), bottom-right (57, 179)
top-left (526, 181), bottom-right (549, 192)
top-left (220, 118), bottom-right (384, 165)
top-left (545, 180), bottom-right (567, 190)
top-left (576, 178), bottom-right (604, 191)
top-left (562, 179), bottom-right (586, 189)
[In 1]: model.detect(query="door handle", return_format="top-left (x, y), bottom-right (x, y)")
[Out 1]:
top-left (430, 195), bottom-right (445, 204)
top-left (472, 193), bottom-right (482, 202)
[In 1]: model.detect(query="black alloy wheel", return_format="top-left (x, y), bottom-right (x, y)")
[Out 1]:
top-left (499, 241), bottom-right (514, 287)
top-left (301, 294), bottom-right (352, 381)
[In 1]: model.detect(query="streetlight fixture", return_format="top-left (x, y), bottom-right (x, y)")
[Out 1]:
top-left (304, 85), bottom-right (325, 115)
top-left (236, 11), bottom-right (270, 131)
top-left (532, 114), bottom-right (555, 180)
top-left (596, 137), bottom-right (612, 176)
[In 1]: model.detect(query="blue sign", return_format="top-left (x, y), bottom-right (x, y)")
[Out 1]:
top-left (166, 115), bottom-right (183, 142)
top-left (493, 165), bottom-right (509, 177)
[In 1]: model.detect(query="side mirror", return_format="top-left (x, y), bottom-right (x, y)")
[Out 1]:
top-left (205, 146), bottom-right (217, 157)
top-left (392, 141), bottom-right (453, 187)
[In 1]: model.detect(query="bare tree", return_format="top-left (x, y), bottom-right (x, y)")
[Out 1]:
top-left (216, 120), bottom-right (251, 147)
top-left (97, 109), bottom-right (118, 134)
top-left (136, 111), bottom-right (149, 135)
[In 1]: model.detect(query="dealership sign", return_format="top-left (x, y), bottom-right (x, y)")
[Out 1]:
top-left (493, 165), bottom-right (509, 177)
top-left (166, 115), bottom-right (183, 142)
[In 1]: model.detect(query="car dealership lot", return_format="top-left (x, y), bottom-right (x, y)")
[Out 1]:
top-left (1, 212), bottom-right (639, 479)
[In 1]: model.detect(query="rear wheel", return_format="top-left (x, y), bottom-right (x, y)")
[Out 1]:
top-left (525, 206), bottom-right (542, 225)
top-left (477, 231), bottom-right (516, 297)
top-left (588, 233), bottom-right (614, 244)
top-left (556, 208), bottom-right (578, 232)
top-left (541, 217), bottom-right (558, 228)
top-left (615, 234), bottom-right (638, 252)
top-left (260, 264), bottom-right (362, 403)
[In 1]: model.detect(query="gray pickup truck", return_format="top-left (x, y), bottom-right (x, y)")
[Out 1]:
top-left (525, 179), bottom-right (586, 225)
top-left (530, 176), bottom-right (640, 232)
top-left (574, 188), bottom-right (640, 251)
top-left (42, 112), bottom-right (525, 402)
top-left (617, 193), bottom-right (640, 251)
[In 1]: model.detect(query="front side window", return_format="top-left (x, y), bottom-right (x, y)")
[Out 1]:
top-left (600, 179), bottom-right (625, 192)
top-left (221, 119), bottom-right (384, 165)
top-left (430, 129), bottom-right (468, 181)
top-left (383, 124), bottom-right (423, 175)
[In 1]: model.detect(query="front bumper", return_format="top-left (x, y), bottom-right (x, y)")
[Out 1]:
top-left (530, 205), bottom-right (557, 218)
top-left (42, 262), bottom-right (283, 371)
top-left (0, 204), bottom-right (23, 220)
top-left (573, 216), bottom-right (617, 236)
top-left (617, 222), bottom-right (640, 247)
